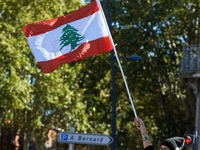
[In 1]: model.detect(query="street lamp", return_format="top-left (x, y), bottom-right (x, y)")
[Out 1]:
top-left (105, 0), bottom-right (143, 149)
top-left (111, 55), bottom-right (143, 150)
top-left (119, 55), bottom-right (143, 61)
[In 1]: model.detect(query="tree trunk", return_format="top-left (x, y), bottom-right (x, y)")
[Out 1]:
top-left (35, 128), bottom-right (45, 150)
top-left (23, 128), bottom-right (32, 150)
top-left (89, 145), bottom-right (95, 150)
top-left (0, 113), bottom-right (3, 137)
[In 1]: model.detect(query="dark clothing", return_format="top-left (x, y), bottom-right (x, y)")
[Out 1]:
top-left (144, 146), bottom-right (154, 150)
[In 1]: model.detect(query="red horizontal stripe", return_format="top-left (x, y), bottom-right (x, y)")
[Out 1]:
top-left (37, 36), bottom-right (113, 73)
top-left (23, 0), bottom-right (99, 37)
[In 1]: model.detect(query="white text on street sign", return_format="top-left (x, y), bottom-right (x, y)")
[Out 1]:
top-left (58, 132), bottom-right (113, 145)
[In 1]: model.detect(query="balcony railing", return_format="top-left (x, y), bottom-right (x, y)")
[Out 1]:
top-left (181, 44), bottom-right (200, 78)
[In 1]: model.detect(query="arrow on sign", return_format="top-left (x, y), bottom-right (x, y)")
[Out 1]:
top-left (58, 132), bottom-right (113, 146)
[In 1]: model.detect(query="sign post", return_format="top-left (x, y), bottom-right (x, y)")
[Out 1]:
top-left (69, 127), bottom-right (75, 150)
top-left (58, 132), bottom-right (114, 146)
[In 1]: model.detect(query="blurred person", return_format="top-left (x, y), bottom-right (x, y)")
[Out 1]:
top-left (135, 117), bottom-right (185, 150)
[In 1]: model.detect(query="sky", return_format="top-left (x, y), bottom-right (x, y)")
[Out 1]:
top-left (81, 0), bottom-right (85, 4)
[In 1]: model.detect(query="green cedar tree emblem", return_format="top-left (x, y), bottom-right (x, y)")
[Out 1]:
top-left (59, 24), bottom-right (85, 51)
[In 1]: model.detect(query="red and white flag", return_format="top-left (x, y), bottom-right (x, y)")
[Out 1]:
top-left (23, 0), bottom-right (114, 73)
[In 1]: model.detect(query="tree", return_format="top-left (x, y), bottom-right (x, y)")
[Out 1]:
top-left (1, 0), bottom-right (200, 150)
top-left (0, 0), bottom-right (88, 149)
top-left (101, 0), bottom-right (199, 149)
top-left (49, 0), bottom-right (199, 149)
top-left (60, 24), bottom-right (85, 51)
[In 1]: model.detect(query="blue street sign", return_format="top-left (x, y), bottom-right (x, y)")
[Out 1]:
top-left (58, 132), bottom-right (113, 146)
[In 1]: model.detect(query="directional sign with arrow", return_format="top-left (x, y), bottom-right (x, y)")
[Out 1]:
top-left (58, 132), bottom-right (114, 146)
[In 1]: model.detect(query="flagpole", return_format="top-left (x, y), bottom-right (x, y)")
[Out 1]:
top-left (113, 47), bottom-right (138, 119)
top-left (98, 0), bottom-right (117, 149)
top-left (95, 0), bottom-right (138, 120)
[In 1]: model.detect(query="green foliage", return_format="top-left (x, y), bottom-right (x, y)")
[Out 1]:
top-left (0, 0), bottom-right (199, 149)
top-left (101, 0), bottom-right (199, 149)
top-left (0, 0), bottom-right (87, 149)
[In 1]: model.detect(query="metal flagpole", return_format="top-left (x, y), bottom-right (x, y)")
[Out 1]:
top-left (95, 0), bottom-right (138, 120)
top-left (112, 47), bottom-right (138, 119)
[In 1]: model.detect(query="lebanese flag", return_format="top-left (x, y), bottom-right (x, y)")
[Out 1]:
top-left (23, 0), bottom-right (114, 73)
